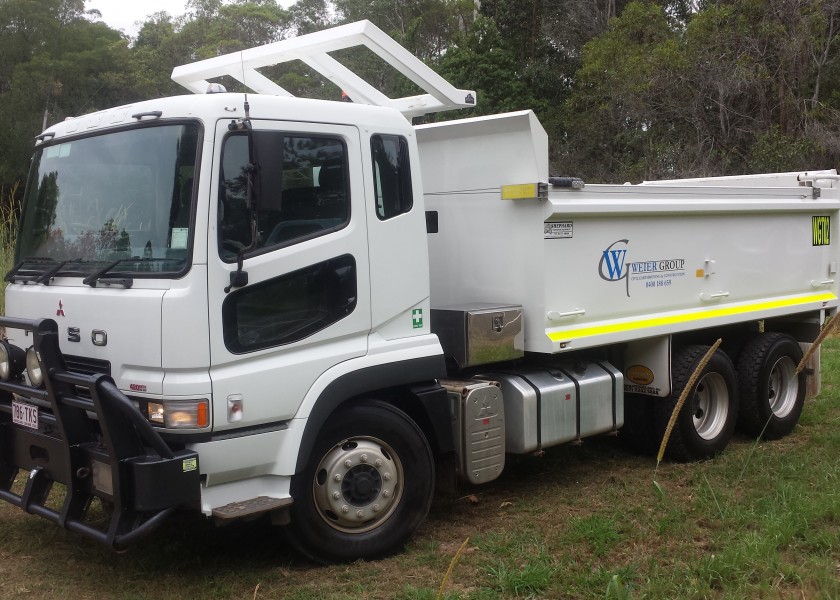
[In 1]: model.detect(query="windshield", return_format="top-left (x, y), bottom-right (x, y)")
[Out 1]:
top-left (16, 122), bottom-right (200, 277)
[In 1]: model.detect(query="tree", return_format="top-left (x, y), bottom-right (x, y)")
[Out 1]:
top-left (1, 0), bottom-right (838, 193)
top-left (563, 2), bottom-right (684, 180)
top-left (179, 0), bottom-right (290, 59)
top-left (563, 0), bottom-right (840, 181)
top-left (0, 0), bottom-right (87, 94)
top-left (334, 0), bottom-right (474, 61)
top-left (438, 15), bottom-right (540, 116)
top-left (131, 12), bottom-right (193, 99)
top-left (0, 0), bottom-right (132, 193)
top-left (288, 0), bottom-right (333, 35)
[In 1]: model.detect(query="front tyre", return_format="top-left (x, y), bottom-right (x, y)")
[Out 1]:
top-left (287, 400), bottom-right (434, 563)
top-left (657, 346), bottom-right (739, 461)
top-left (736, 332), bottom-right (806, 440)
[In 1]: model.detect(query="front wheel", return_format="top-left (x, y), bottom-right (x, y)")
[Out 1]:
top-left (286, 400), bottom-right (434, 563)
top-left (657, 346), bottom-right (739, 461)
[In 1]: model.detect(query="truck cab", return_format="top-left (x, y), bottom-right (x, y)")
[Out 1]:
top-left (0, 22), bottom-right (471, 561)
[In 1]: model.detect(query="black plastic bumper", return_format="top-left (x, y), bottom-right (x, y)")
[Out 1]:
top-left (0, 317), bottom-right (200, 550)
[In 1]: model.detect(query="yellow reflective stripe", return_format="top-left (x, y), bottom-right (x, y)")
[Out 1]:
top-left (547, 293), bottom-right (837, 342)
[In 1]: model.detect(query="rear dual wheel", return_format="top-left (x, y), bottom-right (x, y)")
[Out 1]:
top-left (736, 333), bottom-right (806, 440)
top-left (657, 346), bottom-right (739, 461)
top-left (654, 334), bottom-right (805, 461)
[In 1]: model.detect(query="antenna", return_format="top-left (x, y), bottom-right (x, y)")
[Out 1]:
top-left (171, 20), bottom-right (477, 119)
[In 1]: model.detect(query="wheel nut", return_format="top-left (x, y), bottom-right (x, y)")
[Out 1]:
top-left (360, 454), bottom-right (368, 463)
top-left (372, 504), bottom-right (380, 512)
top-left (344, 459), bottom-right (352, 468)
top-left (382, 490), bottom-right (391, 498)
top-left (341, 505), bottom-right (349, 514)
top-left (374, 459), bottom-right (383, 468)
top-left (334, 474), bottom-right (341, 482)
top-left (383, 472), bottom-right (391, 481)
top-left (332, 491), bottom-right (341, 500)
top-left (356, 510), bottom-right (364, 518)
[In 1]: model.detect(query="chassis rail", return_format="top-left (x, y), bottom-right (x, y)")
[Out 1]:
top-left (0, 317), bottom-right (200, 549)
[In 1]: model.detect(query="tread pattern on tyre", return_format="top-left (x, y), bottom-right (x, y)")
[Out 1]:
top-left (656, 346), bottom-right (738, 462)
top-left (735, 332), bottom-right (805, 440)
top-left (656, 346), bottom-right (705, 462)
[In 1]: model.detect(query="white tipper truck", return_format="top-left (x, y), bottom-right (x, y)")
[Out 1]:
top-left (0, 20), bottom-right (836, 562)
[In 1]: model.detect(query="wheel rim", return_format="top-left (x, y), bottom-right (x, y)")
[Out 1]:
top-left (768, 356), bottom-right (799, 418)
top-left (691, 372), bottom-right (729, 440)
top-left (312, 436), bottom-right (403, 533)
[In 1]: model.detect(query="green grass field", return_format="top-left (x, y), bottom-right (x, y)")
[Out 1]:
top-left (0, 339), bottom-right (838, 599)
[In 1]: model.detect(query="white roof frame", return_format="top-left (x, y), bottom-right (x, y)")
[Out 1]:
top-left (170, 20), bottom-right (477, 119)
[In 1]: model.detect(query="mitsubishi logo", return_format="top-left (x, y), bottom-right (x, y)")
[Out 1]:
top-left (56, 300), bottom-right (66, 317)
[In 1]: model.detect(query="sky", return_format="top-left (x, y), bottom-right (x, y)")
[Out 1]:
top-left (86, 0), bottom-right (297, 37)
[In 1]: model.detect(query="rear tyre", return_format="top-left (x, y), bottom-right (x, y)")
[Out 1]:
top-left (286, 400), bottom-right (434, 563)
top-left (657, 346), bottom-right (738, 461)
top-left (736, 333), bottom-right (805, 440)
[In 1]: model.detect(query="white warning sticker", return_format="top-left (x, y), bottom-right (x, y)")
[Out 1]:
top-left (544, 222), bottom-right (573, 239)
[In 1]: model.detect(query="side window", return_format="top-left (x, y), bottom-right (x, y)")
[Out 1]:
top-left (371, 134), bottom-right (413, 220)
top-left (219, 132), bottom-right (349, 261)
top-left (222, 254), bottom-right (357, 353)
top-left (219, 135), bottom-right (252, 258)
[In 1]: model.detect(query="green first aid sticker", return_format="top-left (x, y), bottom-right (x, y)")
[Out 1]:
top-left (412, 309), bottom-right (423, 329)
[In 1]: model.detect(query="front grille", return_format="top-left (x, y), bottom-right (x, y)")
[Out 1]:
top-left (64, 355), bottom-right (111, 377)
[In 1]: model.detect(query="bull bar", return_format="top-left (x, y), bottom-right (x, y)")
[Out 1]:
top-left (0, 317), bottom-right (200, 549)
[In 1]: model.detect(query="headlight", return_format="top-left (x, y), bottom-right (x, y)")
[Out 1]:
top-left (147, 402), bottom-right (165, 424)
top-left (0, 341), bottom-right (25, 381)
top-left (25, 347), bottom-right (44, 387)
top-left (146, 399), bottom-right (209, 429)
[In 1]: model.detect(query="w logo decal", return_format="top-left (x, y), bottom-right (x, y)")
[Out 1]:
top-left (599, 239), bottom-right (631, 297)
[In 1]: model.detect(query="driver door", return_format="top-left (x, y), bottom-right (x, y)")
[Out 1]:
top-left (206, 119), bottom-right (371, 431)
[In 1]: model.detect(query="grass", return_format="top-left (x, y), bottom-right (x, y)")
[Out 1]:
top-left (0, 183), bottom-right (19, 316)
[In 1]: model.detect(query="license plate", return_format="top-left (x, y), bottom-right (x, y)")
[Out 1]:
top-left (12, 400), bottom-right (38, 430)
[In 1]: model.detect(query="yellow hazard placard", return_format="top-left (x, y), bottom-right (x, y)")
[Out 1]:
top-left (813, 216), bottom-right (831, 246)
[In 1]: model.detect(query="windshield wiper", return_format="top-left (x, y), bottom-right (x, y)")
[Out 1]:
top-left (82, 260), bottom-right (134, 288)
top-left (36, 258), bottom-right (86, 285)
top-left (4, 258), bottom-right (41, 283)
top-left (82, 257), bottom-right (184, 288)
top-left (5, 257), bottom-right (70, 285)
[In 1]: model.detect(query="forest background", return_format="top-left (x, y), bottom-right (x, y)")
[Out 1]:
top-left (2, 0), bottom-right (840, 203)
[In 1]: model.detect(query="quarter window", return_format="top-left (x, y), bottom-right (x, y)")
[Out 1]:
top-left (371, 135), bottom-right (413, 220)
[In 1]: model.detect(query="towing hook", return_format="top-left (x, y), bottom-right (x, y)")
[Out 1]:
top-left (76, 467), bottom-right (90, 479)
